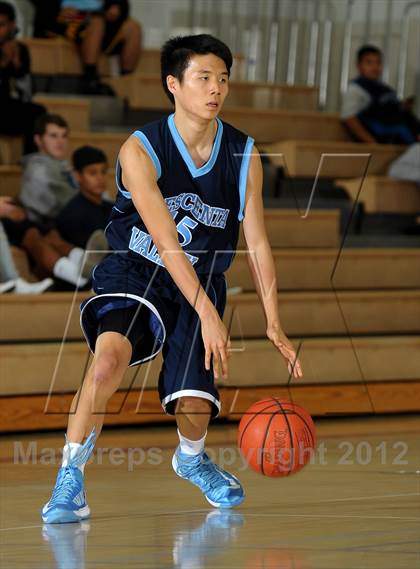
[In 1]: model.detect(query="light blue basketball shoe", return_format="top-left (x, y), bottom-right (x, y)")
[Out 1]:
top-left (42, 430), bottom-right (96, 524)
top-left (172, 446), bottom-right (245, 508)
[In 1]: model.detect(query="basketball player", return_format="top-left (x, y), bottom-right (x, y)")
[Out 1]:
top-left (42, 34), bottom-right (303, 524)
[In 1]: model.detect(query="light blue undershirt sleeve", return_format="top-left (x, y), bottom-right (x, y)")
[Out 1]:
top-left (115, 160), bottom-right (131, 199)
top-left (238, 136), bottom-right (255, 221)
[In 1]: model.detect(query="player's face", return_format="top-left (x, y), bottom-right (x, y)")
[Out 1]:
top-left (78, 163), bottom-right (108, 198)
top-left (36, 124), bottom-right (68, 160)
top-left (169, 54), bottom-right (229, 119)
top-left (358, 53), bottom-right (382, 81)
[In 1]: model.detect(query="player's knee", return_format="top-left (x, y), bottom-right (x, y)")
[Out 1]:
top-left (177, 396), bottom-right (212, 414)
top-left (92, 352), bottom-right (121, 388)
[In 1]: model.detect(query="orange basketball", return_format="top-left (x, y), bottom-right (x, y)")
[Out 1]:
top-left (237, 398), bottom-right (316, 477)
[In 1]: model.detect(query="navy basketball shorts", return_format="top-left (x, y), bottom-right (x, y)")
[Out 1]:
top-left (80, 252), bottom-right (227, 418)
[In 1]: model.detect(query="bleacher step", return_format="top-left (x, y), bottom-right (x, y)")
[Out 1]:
top-left (344, 233), bottom-right (420, 247)
top-left (1, 289), bottom-right (418, 342)
top-left (1, 335), bottom-right (418, 396)
top-left (86, 96), bottom-right (125, 127)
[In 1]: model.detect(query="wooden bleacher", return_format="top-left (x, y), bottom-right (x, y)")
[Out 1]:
top-left (238, 209), bottom-right (339, 248)
top-left (33, 95), bottom-right (90, 131)
top-left (222, 108), bottom-right (350, 142)
top-left (0, 165), bottom-right (116, 197)
top-left (2, 211), bottom-right (419, 430)
top-left (0, 96), bottom-right (92, 166)
top-left (1, 288), bottom-right (419, 430)
top-left (21, 38), bottom-right (110, 75)
top-left (0, 165), bottom-right (21, 196)
top-left (22, 38), bottom-right (246, 79)
top-left (226, 248), bottom-right (420, 290)
top-left (2, 219), bottom-right (419, 422)
top-left (0, 131), bottom-right (126, 166)
top-left (67, 131), bottom-right (126, 166)
top-left (2, 288), bottom-right (419, 343)
top-left (1, 333), bottom-right (419, 422)
top-left (0, 136), bottom-right (22, 165)
top-left (2, 335), bottom-right (419, 397)
top-left (105, 74), bottom-right (319, 112)
top-left (336, 175), bottom-right (420, 213)
top-left (261, 140), bottom-right (406, 177)
top-left (1, 37), bottom-right (418, 431)
top-left (2, 117), bottom-right (405, 170)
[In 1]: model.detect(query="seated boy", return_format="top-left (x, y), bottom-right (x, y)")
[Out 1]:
top-left (56, 146), bottom-right (112, 249)
top-left (341, 44), bottom-right (420, 144)
top-left (4, 119), bottom-right (105, 286)
top-left (19, 113), bottom-right (78, 229)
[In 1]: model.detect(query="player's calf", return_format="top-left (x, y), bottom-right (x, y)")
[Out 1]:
top-left (173, 396), bottom-right (244, 508)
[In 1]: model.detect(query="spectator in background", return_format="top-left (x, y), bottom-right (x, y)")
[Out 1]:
top-left (56, 145), bottom-right (111, 249)
top-left (29, 0), bottom-right (142, 95)
top-left (99, 1), bottom-right (142, 74)
top-left (19, 113), bottom-right (78, 229)
top-left (0, 1), bottom-right (45, 153)
top-left (0, 199), bottom-right (53, 293)
top-left (341, 45), bottom-right (420, 145)
top-left (2, 195), bottom-right (91, 287)
top-left (2, 114), bottom-right (103, 287)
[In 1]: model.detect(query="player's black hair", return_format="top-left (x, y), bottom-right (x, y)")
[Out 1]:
top-left (72, 146), bottom-right (107, 172)
top-left (160, 34), bottom-right (233, 105)
top-left (357, 44), bottom-right (382, 64)
top-left (0, 1), bottom-right (15, 21)
top-left (34, 114), bottom-right (69, 136)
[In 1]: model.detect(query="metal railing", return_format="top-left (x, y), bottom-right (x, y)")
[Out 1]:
top-left (397, 1), bottom-right (420, 98)
top-left (187, 0), bottom-right (420, 112)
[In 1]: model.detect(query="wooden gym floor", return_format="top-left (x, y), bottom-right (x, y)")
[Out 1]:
top-left (1, 414), bottom-right (419, 568)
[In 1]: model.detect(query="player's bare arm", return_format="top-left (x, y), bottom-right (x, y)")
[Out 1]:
top-left (119, 136), bottom-right (230, 379)
top-left (242, 146), bottom-right (303, 379)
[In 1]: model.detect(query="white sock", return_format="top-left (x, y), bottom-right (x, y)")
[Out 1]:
top-left (53, 257), bottom-right (87, 286)
top-left (67, 247), bottom-right (85, 268)
top-left (62, 442), bottom-right (86, 472)
top-left (177, 429), bottom-right (207, 456)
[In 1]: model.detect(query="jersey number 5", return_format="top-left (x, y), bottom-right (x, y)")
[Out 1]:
top-left (176, 215), bottom-right (198, 246)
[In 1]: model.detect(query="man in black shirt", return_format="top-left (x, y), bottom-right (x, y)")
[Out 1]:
top-left (0, 1), bottom-right (45, 153)
top-left (341, 45), bottom-right (420, 144)
top-left (56, 145), bottom-right (112, 249)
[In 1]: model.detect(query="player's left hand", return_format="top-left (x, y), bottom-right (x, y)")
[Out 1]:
top-left (267, 326), bottom-right (303, 379)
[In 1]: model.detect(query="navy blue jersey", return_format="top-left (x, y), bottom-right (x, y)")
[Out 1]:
top-left (105, 113), bottom-right (254, 274)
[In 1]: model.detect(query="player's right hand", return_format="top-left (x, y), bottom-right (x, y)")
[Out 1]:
top-left (200, 307), bottom-right (231, 380)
